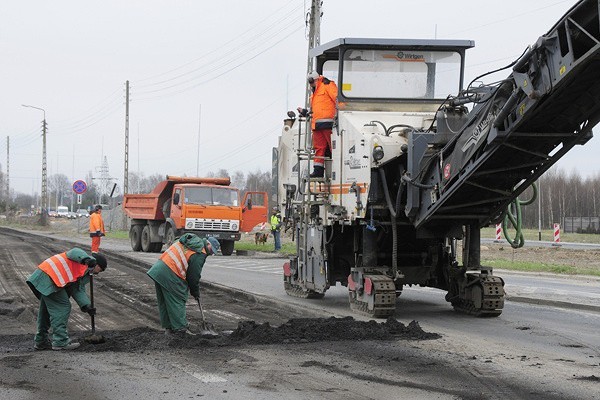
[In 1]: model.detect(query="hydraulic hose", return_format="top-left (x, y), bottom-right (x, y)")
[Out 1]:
top-left (502, 183), bottom-right (538, 248)
top-left (401, 174), bottom-right (435, 189)
top-left (379, 169), bottom-right (397, 218)
top-left (379, 168), bottom-right (404, 278)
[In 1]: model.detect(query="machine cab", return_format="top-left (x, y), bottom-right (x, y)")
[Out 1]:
top-left (310, 38), bottom-right (474, 111)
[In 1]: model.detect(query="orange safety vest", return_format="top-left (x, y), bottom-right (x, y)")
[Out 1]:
top-left (38, 252), bottom-right (89, 288)
top-left (160, 242), bottom-right (197, 280)
top-left (310, 76), bottom-right (338, 131)
top-left (89, 212), bottom-right (105, 234)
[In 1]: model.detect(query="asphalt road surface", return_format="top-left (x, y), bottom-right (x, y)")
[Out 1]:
top-left (0, 227), bottom-right (598, 400)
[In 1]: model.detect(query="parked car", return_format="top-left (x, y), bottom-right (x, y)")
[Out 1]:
top-left (76, 208), bottom-right (90, 218)
top-left (67, 211), bottom-right (78, 219)
top-left (57, 206), bottom-right (69, 218)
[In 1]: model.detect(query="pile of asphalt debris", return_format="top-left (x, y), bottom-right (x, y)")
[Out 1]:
top-left (0, 316), bottom-right (440, 353)
top-left (86, 316), bottom-right (440, 352)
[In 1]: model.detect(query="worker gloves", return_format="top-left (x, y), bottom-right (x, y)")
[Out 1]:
top-left (96, 230), bottom-right (105, 237)
top-left (81, 304), bottom-right (96, 316)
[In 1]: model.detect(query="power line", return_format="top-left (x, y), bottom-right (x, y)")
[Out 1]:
top-left (134, 0), bottom-right (303, 86)
top-left (133, 25), bottom-right (303, 102)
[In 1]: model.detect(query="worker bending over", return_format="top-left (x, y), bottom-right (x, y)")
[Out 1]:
top-left (147, 234), bottom-right (220, 336)
top-left (26, 249), bottom-right (107, 350)
top-left (89, 204), bottom-right (105, 255)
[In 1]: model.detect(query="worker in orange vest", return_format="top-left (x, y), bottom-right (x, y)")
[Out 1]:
top-left (26, 249), bottom-right (107, 350)
top-left (147, 234), bottom-right (220, 336)
top-left (297, 71), bottom-right (338, 178)
top-left (89, 204), bottom-right (105, 255)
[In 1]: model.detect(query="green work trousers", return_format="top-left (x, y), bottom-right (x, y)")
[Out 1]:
top-left (35, 289), bottom-right (72, 347)
top-left (154, 281), bottom-right (188, 331)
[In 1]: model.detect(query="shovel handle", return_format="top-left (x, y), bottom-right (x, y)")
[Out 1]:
top-left (90, 274), bottom-right (96, 334)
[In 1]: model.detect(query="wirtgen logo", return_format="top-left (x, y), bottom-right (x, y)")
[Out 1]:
top-left (460, 111), bottom-right (496, 152)
top-left (396, 51), bottom-right (424, 61)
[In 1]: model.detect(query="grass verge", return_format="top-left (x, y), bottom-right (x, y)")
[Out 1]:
top-left (482, 259), bottom-right (600, 277)
top-left (235, 240), bottom-right (295, 256)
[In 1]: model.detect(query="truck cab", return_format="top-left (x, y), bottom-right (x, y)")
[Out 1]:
top-left (123, 176), bottom-right (268, 255)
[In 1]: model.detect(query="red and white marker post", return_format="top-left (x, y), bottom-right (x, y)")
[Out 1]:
top-left (495, 223), bottom-right (502, 242)
top-left (553, 223), bottom-right (561, 246)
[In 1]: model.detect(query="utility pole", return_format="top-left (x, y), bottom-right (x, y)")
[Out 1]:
top-left (22, 104), bottom-right (48, 225)
top-left (6, 136), bottom-right (9, 200)
top-left (71, 145), bottom-right (74, 212)
top-left (42, 119), bottom-right (47, 224)
top-left (123, 80), bottom-right (130, 196)
top-left (304, 0), bottom-right (322, 107)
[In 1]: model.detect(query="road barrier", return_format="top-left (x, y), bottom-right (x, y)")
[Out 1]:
top-left (495, 223), bottom-right (502, 242)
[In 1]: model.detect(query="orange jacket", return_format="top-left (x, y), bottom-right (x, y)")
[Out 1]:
top-left (89, 212), bottom-right (105, 235)
top-left (310, 76), bottom-right (338, 131)
top-left (160, 241), bottom-right (198, 280)
top-left (38, 252), bottom-right (88, 288)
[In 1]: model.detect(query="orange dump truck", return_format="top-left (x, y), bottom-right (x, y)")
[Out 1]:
top-left (122, 176), bottom-right (268, 255)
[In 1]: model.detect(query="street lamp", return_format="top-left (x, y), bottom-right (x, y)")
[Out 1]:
top-left (22, 104), bottom-right (48, 226)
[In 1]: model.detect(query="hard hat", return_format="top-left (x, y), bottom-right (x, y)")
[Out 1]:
top-left (206, 237), bottom-right (220, 255)
top-left (273, 206), bottom-right (279, 212)
top-left (307, 71), bottom-right (319, 83)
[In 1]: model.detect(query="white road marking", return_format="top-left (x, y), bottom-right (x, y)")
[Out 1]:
top-left (173, 362), bottom-right (227, 383)
top-left (212, 264), bottom-right (281, 274)
top-left (208, 309), bottom-right (245, 320)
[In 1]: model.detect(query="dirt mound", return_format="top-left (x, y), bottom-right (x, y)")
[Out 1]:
top-left (229, 316), bottom-right (440, 344)
top-left (0, 317), bottom-right (440, 353)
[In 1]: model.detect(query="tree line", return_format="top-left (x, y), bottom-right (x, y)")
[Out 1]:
top-left (519, 168), bottom-right (600, 231)
top-left (0, 165), bottom-right (273, 215)
top-left (2, 161), bottom-right (598, 233)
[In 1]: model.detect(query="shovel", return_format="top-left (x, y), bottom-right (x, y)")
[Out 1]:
top-left (196, 291), bottom-right (219, 338)
top-left (84, 273), bottom-right (106, 344)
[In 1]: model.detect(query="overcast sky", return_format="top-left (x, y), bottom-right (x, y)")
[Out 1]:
top-left (0, 0), bottom-right (593, 196)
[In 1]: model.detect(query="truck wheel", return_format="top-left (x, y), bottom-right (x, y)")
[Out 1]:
top-left (141, 225), bottom-right (152, 252)
top-left (165, 226), bottom-right (176, 247)
top-left (220, 240), bottom-right (235, 256)
top-left (130, 225), bottom-right (143, 251)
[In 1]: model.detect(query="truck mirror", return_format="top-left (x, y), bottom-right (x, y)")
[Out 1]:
top-left (246, 198), bottom-right (252, 211)
top-left (173, 193), bottom-right (180, 205)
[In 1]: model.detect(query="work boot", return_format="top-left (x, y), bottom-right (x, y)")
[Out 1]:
top-left (309, 166), bottom-right (324, 178)
top-left (170, 328), bottom-right (198, 338)
top-left (34, 340), bottom-right (52, 351)
top-left (52, 341), bottom-right (81, 351)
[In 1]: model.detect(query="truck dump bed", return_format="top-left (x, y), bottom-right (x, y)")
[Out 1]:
top-left (122, 176), bottom-right (231, 220)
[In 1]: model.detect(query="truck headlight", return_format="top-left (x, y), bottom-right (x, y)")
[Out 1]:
top-left (186, 221), bottom-right (194, 229)
top-left (231, 223), bottom-right (238, 230)
top-left (373, 145), bottom-right (384, 161)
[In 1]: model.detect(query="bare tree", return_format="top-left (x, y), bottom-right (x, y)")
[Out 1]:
top-left (48, 173), bottom-right (71, 209)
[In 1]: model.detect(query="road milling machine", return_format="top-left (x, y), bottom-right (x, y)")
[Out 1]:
top-left (274, 0), bottom-right (600, 317)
